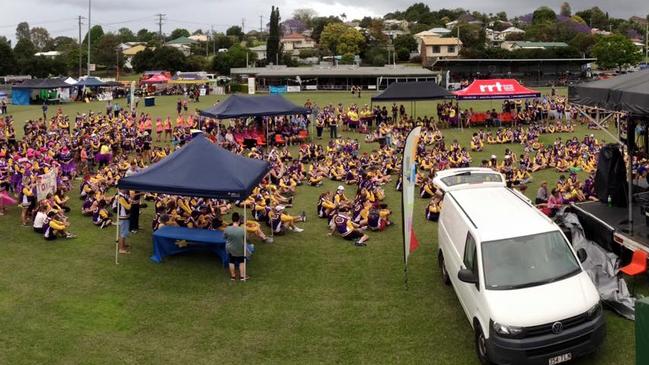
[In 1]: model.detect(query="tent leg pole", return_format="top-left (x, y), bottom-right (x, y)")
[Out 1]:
top-left (243, 204), bottom-right (248, 275)
top-left (115, 199), bottom-right (120, 265)
top-left (628, 118), bottom-right (635, 236)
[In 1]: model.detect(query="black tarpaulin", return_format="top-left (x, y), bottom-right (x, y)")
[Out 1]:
top-left (371, 81), bottom-right (455, 102)
top-left (569, 69), bottom-right (649, 117)
top-left (199, 94), bottom-right (309, 119)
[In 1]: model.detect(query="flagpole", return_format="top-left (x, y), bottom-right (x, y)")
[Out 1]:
top-left (401, 160), bottom-right (408, 290)
top-left (401, 126), bottom-right (421, 289)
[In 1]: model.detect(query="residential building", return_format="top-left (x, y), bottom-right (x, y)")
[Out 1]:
top-left (501, 41), bottom-right (568, 51)
top-left (486, 27), bottom-right (525, 47)
top-left (34, 51), bottom-right (61, 59)
top-left (415, 27), bottom-right (452, 39)
top-left (280, 33), bottom-right (316, 56)
top-left (249, 45), bottom-right (267, 61)
top-left (383, 19), bottom-right (409, 31)
top-left (189, 34), bottom-right (208, 42)
top-left (166, 36), bottom-right (197, 56)
top-left (419, 36), bottom-right (462, 64)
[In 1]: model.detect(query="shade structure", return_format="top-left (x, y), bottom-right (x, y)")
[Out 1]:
top-left (117, 134), bottom-right (270, 200)
top-left (12, 78), bottom-right (73, 89)
top-left (199, 94), bottom-right (309, 119)
top-left (75, 76), bottom-right (105, 87)
top-left (569, 69), bottom-right (649, 117)
top-left (371, 81), bottom-right (455, 102)
top-left (454, 79), bottom-right (540, 100)
top-left (141, 74), bottom-right (170, 84)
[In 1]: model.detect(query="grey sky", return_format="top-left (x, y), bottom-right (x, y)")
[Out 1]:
top-left (2, 0), bottom-right (648, 41)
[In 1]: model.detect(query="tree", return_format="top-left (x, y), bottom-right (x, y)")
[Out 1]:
top-left (560, 2), bottom-right (572, 17)
top-left (458, 23), bottom-right (486, 50)
top-left (569, 32), bottom-right (597, 56)
top-left (320, 23), bottom-right (365, 57)
top-left (16, 22), bottom-right (30, 42)
top-left (403, 3), bottom-right (431, 23)
top-left (117, 28), bottom-right (136, 43)
top-left (83, 25), bottom-right (104, 46)
top-left (496, 12), bottom-right (508, 22)
top-left (169, 28), bottom-right (190, 40)
top-left (213, 33), bottom-right (233, 50)
top-left (359, 17), bottom-right (373, 29)
top-left (136, 28), bottom-right (155, 42)
top-left (30, 27), bottom-right (52, 51)
top-left (131, 48), bottom-right (155, 72)
top-left (393, 34), bottom-right (418, 53)
top-left (576, 7), bottom-right (607, 29)
top-left (226, 26), bottom-right (244, 40)
top-left (367, 19), bottom-right (387, 46)
top-left (13, 38), bottom-right (36, 64)
top-left (0, 39), bottom-right (17, 75)
top-left (293, 8), bottom-right (317, 28)
top-left (310, 16), bottom-right (342, 43)
top-left (94, 33), bottom-right (122, 70)
top-left (266, 6), bottom-right (281, 64)
top-left (211, 44), bottom-right (255, 75)
top-left (532, 7), bottom-right (556, 25)
top-left (592, 35), bottom-right (642, 70)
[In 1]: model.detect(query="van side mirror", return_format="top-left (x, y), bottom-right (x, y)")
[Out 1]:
top-left (577, 248), bottom-right (588, 263)
top-left (458, 269), bottom-right (478, 284)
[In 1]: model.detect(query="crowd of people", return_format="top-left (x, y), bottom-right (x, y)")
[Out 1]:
top-left (0, 93), bottom-right (618, 268)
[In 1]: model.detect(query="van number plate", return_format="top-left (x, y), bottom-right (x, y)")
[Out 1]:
top-left (548, 353), bottom-right (572, 365)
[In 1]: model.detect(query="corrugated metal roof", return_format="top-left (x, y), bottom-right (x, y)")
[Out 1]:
top-left (230, 66), bottom-right (439, 77)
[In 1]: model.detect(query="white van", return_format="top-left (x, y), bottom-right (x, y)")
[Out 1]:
top-left (435, 168), bottom-right (605, 365)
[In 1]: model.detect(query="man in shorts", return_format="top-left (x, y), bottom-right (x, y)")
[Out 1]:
top-left (117, 190), bottom-right (131, 254)
top-left (224, 212), bottom-right (248, 281)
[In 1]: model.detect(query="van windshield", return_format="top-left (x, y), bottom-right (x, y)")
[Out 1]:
top-left (482, 231), bottom-right (581, 290)
top-left (440, 172), bottom-right (502, 187)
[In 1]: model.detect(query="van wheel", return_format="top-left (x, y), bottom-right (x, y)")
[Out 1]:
top-left (438, 251), bottom-right (451, 286)
top-left (474, 326), bottom-right (493, 365)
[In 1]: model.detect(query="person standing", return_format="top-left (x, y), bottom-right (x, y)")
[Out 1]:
top-left (328, 116), bottom-right (338, 139)
top-left (42, 101), bottom-right (48, 120)
top-left (129, 190), bottom-right (142, 233)
top-left (117, 190), bottom-right (131, 254)
top-left (224, 212), bottom-right (248, 281)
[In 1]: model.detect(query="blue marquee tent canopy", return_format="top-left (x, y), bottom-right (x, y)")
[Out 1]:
top-left (117, 134), bottom-right (270, 200)
top-left (199, 94), bottom-right (309, 119)
top-left (75, 76), bottom-right (106, 87)
top-left (12, 78), bottom-right (72, 89)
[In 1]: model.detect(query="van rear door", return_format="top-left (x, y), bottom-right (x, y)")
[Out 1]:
top-left (433, 168), bottom-right (505, 193)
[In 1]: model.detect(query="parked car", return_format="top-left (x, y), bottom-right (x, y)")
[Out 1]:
top-left (435, 168), bottom-right (605, 365)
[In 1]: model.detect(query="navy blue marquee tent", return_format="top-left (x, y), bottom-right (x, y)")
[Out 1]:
top-left (117, 134), bottom-right (270, 200)
top-left (199, 94), bottom-right (309, 119)
top-left (371, 81), bottom-right (455, 102)
top-left (74, 76), bottom-right (106, 87)
top-left (11, 78), bottom-right (73, 105)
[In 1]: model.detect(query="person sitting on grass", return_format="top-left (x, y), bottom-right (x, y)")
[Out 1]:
top-left (92, 199), bottom-right (113, 229)
top-left (269, 205), bottom-right (306, 234)
top-left (329, 206), bottom-right (369, 247)
top-left (43, 210), bottom-right (76, 240)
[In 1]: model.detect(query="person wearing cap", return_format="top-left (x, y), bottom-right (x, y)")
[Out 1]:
top-left (334, 186), bottom-right (348, 206)
top-left (270, 205), bottom-right (306, 234)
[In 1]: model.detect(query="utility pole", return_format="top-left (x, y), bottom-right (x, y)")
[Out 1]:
top-left (87, 0), bottom-right (91, 77)
top-left (78, 15), bottom-right (84, 78)
top-left (241, 18), bottom-right (245, 33)
top-left (156, 13), bottom-right (166, 44)
top-left (645, 22), bottom-right (648, 62)
top-left (259, 15), bottom-right (263, 33)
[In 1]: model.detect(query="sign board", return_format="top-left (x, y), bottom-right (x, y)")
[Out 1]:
top-left (287, 85), bottom-right (300, 93)
top-left (248, 77), bottom-right (256, 95)
top-left (305, 85), bottom-right (318, 90)
top-left (36, 168), bottom-right (58, 201)
top-left (367, 85), bottom-right (377, 90)
top-left (213, 86), bottom-right (225, 95)
top-left (88, 64), bottom-right (96, 71)
top-left (269, 85), bottom-right (287, 94)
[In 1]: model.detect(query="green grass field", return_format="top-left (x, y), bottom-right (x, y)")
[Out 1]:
top-left (0, 90), bottom-right (638, 364)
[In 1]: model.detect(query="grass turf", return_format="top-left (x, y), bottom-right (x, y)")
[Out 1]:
top-left (0, 90), bottom-right (637, 364)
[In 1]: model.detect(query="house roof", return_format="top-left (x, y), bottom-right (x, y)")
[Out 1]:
top-left (231, 65), bottom-right (439, 78)
top-left (510, 41), bottom-right (568, 48)
top-left (281, 33), bottom-right (308, 41)
top-left (415, 28), bottom-right (451, 37)
top-left (420, 36), bottom-right (463, 46)
top-left (167, 36), bottom-right (197, 45)
top-left (122, 44), bottom-right (147, 56)
top-left (502, 27), bottom-right (525, 33)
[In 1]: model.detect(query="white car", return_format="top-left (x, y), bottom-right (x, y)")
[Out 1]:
top-left (435, 168), bottom-right (605, 365)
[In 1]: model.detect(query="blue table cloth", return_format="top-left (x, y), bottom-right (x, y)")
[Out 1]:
top-left (151, 226), bottom-right (227, 266)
